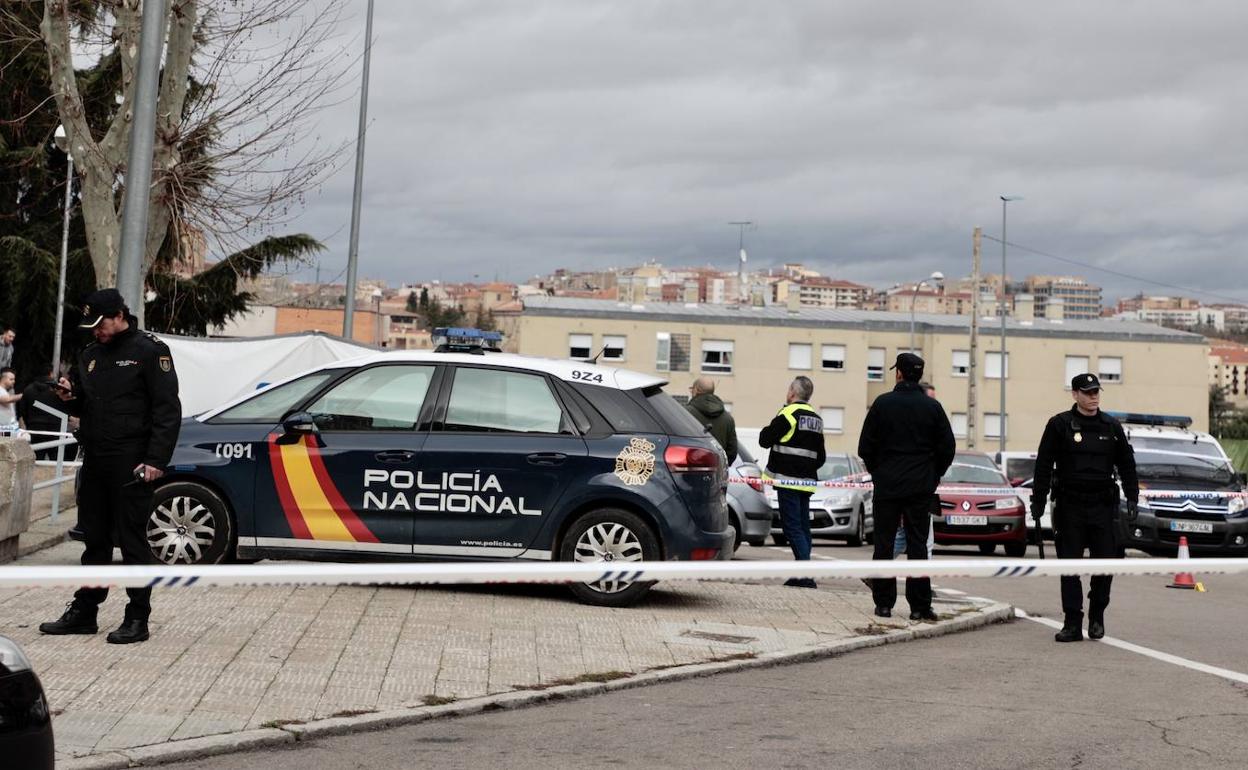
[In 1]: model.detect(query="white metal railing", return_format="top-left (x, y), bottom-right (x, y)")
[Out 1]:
top-left (26, 400), bottom-right (80, 522)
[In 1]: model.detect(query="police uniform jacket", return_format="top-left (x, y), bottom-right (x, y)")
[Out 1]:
top-left (1031, 406), bottom-right (1138, 517)
top-left (759, 401), bottom-right (826, 491)
top-left (857, 381), bottom-right (956, 500)
top-left (64, 321), bottom-right (181, 466)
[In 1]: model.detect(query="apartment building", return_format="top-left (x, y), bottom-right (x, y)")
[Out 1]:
top-left (1209, 339), bottom-right (1248, 408)
top-left (1025, 275), bottom-right (1103, 320)
top-left (500, 296), bottom-right (1208, 453)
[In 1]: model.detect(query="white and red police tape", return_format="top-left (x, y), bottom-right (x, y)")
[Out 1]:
top-left (728, 476), bottom-right (1248, 499)
top-left (0, 557), bottom-right (1246, 590)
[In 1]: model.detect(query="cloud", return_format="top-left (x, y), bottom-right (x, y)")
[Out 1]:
top-left (274, 0), bottom-right (1248, 302)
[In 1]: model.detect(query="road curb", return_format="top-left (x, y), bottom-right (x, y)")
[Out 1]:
top-left (58, 601), bottom-right (1012, 768)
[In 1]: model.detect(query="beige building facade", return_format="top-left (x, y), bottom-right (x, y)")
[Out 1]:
top-left (502, 297), bottom-right (1209, 454)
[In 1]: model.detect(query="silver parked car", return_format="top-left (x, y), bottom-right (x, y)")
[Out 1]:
top-left (727, 444), bottom-right (771, 551)
top-left (767, 453), bottom-right (875, 547)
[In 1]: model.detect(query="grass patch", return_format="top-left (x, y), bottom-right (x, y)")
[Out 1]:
top-left (515, 670), bottom-right (633, 691)
top-left (853, 623), bottom-right (897, 636)
top-left (1223, 438), bottom-right (1248, 473)
top-left (260, 719), bottom-right (306, 729)
top-left (421, 695), bottom-right (457, 707)
top-left (329, 709), bottom-right (377, 719)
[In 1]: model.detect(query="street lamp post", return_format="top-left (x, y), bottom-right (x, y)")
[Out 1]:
top-left (908, 271), bottom-right (945, 352)
top-left (372, 288), bottom-right (383, 346)
top-left (343, 0), bottom-right (376, 337)
top-left (51, 126), bottom-right (74, 378)
top-left (998, 195), bottom-right (1023, 452)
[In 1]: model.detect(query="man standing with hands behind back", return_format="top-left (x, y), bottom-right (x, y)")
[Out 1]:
top-left (858, 353), bottom-right (955, 621)
top-left (39, 288), bottom-right (181, 644)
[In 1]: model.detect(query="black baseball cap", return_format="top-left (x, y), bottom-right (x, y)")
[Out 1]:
top-left (890, 352), bottom-right (925, 379)
top-left (79, 288), bottom-right (128, 329)
top-left (1072, 373), bottom-right (1101, 392)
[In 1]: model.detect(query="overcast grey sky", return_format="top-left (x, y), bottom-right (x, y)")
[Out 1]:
top-left (277, 0), bottom-right (1248, 303)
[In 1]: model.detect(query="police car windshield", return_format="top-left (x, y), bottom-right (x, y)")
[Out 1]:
top-left (1134, 450), bottom-right (1234, 484)
top-left (1128, 435), bottom-right (1224, 459)
top-left (943, 462), bottom-right (1008, 485)
top-left (210, 372), bottom-right (335, 423)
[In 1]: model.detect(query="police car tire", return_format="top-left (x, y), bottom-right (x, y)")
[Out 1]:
top-left (1004, 541), bottom-right (1027, 558)
top-left (148, 482), bottom-right (235, 566)
top-left (847, 508), bottom-right (865, 548)
top-left (978, 543), bottom-right (996, 555)
top-left (561, 509), bottom-right (659, 607)
top-left (729, 513), bottom-right (743, 553)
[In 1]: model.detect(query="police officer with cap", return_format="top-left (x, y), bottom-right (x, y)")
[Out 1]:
top-left (858, 352), bottom-right (955, 620)
top-left (39, 288), bottom-right (181, 644)
top-left (1031, 372), bottom-right (1138, 643)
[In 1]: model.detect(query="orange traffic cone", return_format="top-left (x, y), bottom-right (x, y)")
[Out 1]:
top-left (1167, 535), bottom-right (1197, 589)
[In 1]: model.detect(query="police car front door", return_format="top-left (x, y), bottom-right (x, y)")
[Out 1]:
top-left (265, 364), bottom-right (437, 556)
top-left (415, 366), bottom-right (587, 559)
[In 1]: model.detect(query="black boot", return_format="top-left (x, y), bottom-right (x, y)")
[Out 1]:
top-left (874, 606), bottom-right (892, 618)
top-left (909, 608), bottom-right (939, 622)
top-left (1054, 614), bottom-right (1083, 643)
top-left (106, 618), bottom-right (150, 645)
top-left (39, 601), bottom-right (98, 635)
top-left (1088, 610), bottom-right (1105, 640)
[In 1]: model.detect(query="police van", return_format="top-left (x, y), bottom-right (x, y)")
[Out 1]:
top-left (1111, 413), bottom-right (1248, 555)
top-left (146, 329), bottom-right (732, 606)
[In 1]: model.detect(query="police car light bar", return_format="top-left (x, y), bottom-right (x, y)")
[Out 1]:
top-left (1106, 412), bottom-right (1193, 429)
top-left (433, 327), bottom-right (503, 353)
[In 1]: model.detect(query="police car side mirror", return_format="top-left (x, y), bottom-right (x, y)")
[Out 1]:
top-left (282, 411), bottom-right (318, 435)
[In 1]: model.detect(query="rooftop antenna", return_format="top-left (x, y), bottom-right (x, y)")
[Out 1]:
top-left (729, 221), bottom-right (753, 303)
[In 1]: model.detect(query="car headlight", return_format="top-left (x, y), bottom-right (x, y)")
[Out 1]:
top-left (1229, 496), bottom-right (1248, 516)
top-left (994, 496), bottom-right (1023, 510)
top-left (0, 636), bottom-right (33, 673)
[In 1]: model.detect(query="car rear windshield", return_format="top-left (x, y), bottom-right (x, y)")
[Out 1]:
top-left (637, 385), bottom-right (706, 438)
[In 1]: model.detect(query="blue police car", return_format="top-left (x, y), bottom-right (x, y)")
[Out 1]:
top-left (146, 329), bottom-right (731, 605)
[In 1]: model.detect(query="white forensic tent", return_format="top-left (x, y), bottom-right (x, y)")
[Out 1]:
top-left (155, 332), bottom-right (377, 416)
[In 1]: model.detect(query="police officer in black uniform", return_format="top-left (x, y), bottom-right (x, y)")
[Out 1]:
top-left (39, 289), bottom-right (181, 644)
top-left (1031, 373), bottom-right (1138, 643)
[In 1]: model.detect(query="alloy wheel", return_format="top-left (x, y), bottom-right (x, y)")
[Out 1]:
top-left (147, 495), bottom-right (217, 564)
top-left (573, 521), bottom-right (644, 594)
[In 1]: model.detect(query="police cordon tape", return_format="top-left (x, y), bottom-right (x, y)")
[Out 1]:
top-left (2, 558), bottom-right (1248, 590)
top-left (729, 476), bottom-right (1248, 499)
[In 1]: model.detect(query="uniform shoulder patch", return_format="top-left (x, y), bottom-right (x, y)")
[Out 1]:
top-left (159, 355), bottom-right (172, 372)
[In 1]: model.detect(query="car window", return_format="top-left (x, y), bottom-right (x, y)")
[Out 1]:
top-left (818, 455), bottom-right (853, 481)
top-left (1134, 450), bottom-right (1235, 485)
top-left (943, 461), bottom-right (1009, 485)
top-left (445, 368), bottom-right (565, 434)
top-left (1128, 435), bottom-right (1224, 459)
top-left (572, 384), bottom-right (663, 434)
top-left (210, 372), bottom-right (335, 423)
top-left (306, 365), bottom-right (434, 431)
top-left (638, 385), bottom-right (705, 437)
top-left (1006, 458), bottom-right (1036, 481)
top-left (955, 454), bottom-right (999, 470)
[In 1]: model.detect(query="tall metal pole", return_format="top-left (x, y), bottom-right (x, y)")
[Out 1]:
top-left (115, 0), bottom-right (169, 323)
top-left (343, 0), bottom-right (376, 338)
top-left (52, 152), bottom-right (74, 377)
top-left (909, 281), bottom-right (924, 352)
top-left (998, 197), bottom-right (1022, 453)
top-left (729, 221), bottom-right (751, 304)
top-left (967, 227), bottom-right (981, 449)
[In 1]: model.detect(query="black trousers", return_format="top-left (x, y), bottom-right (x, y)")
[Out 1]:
top-left (1055, 500), bottom-right (1120, 621)
top-left (72, 452), bottom-right (156, 620)
top-left (871, 494), bottom-right (933, 611)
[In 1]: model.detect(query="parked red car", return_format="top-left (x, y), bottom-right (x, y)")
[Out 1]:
top-left (933, 452), bottom-right (1028, 557)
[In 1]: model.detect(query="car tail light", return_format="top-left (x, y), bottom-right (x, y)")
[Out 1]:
top-left (738, 464), bottom-right (763, 492)
top-left (690, 548), bottom-right (720, 560)
top-left (665, 445), bottom-right (720, 473)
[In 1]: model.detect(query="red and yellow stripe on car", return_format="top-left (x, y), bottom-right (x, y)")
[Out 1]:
top-left (268, 434), bottom-right (379, 543)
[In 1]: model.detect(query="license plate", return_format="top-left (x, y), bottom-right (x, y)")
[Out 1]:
top-left (1169, 520), bottom-right (1214, 534)
top-left (946, 515), bottom-right (987, 526)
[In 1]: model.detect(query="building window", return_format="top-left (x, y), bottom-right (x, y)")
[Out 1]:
top-left (1064, 355), bottom-right (1089, 389)
top-left (821, 407), bottom-right (845, 434)
top-left (985, 352), bottom-right (1009, 379)
top-left (821, 344), bottom-right (846, 371)
top-left (788, 343), bottom-right (812, 370)
top-left (701, 339), bottom-right (734, 374)
top-left (952, 350), bottom-right (970, 377)
top-left (656, 332), bottom-right (691, 372)
top-left (951, 412), bottom-right (968, 438)
top-left (867, 347), bottom-right (886, 381)
top-left (1099, 356), bottom-right (1122, 383)
top-left (984, 412), bottom-right (1008, 439)
top-left (602, 335), bottom-right (626, 362)
top-left (568, 333), bottom-right (592, 361)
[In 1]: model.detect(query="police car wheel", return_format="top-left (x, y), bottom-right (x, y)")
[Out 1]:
top-left (147, 482), bottom-right (234, 565)
top-left (977, 543), bottom-right (996, 555)
top-left (561, 509), bottom-right (658, 607)
top-left (729, 514), bottom-right (743, 553)
top-left (1004, 541), bottom-right (1027, 558)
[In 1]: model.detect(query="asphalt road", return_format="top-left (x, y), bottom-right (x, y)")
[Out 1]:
top-left (160, 540), bottom-right (1248, 770)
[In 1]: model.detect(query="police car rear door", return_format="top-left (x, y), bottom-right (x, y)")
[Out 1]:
top-left (263, 363), bottom-right (439, 556)
top-left (415, 364), bottom-right (589, 559)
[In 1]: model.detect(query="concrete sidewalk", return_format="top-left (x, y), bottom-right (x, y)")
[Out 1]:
top-left (3, 541), bottom-right (1009, 768)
